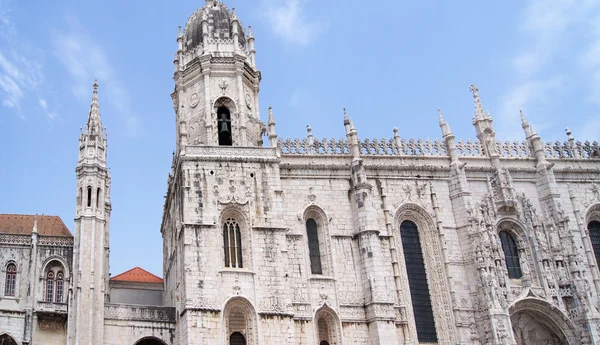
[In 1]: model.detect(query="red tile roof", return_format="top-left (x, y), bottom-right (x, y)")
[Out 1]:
top-left (111, 267), bottom-right (163, 284)
top-left (0, 214), bottom-right (72, 237)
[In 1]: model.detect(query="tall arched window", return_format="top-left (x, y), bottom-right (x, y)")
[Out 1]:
top-left (4, 263), bottom-right (16, 296)
top-left (87, 186), bottom-right (92, 207)
top-left (400, 220), bottom-right (438, 343)
top-left (223, 218), bottom-right (243, 268)
top-left (56, 272), bottom-right (64, 303)
top-left (306, 218), bottom-right (322, 274)
top-left (45, 271), bottom-right (55, 302)
top-left (589, 220), bottom-right (600, 267)
top-left (96, 188), bottom-right (101, 208)
top-left (500, 231), bottom-right (522, 279)
top-left (218, 106), bottom-right (232, 146)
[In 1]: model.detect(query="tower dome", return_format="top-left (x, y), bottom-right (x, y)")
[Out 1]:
top-left (183, 0), bottom-right (246, 51)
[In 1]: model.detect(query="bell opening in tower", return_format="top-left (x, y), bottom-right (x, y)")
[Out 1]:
top-left (218, 106), bottom-right (232, 146)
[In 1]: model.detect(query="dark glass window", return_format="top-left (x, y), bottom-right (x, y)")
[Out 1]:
top-left (500, 231), bottom-right (522, 279)
top-left (400, 220), bottom-right (438, 343)
top-left (87, 186), bottom-right (92, 207)
top-left (4, 263), bottom-right (16, 296)
top-left (306, 219), bottom-right (322, 274)
top-left (96, 188), bottom-right (101, 208)
top-left (230, 332), bottom-right (246, 345)
top-left (590, 221), bottom-right (600, 267)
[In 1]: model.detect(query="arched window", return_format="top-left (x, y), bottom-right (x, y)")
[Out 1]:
top-left (400, 220), bottom-right (438, 343)
top-left (218, 106), bottom-right (232, 146)
top-left (87, 186), bottom-right (92, 207)
top-left (56, 272), bottom-right (64, 303)
top-left (306, 218), bottom-right (322, 274)
top-left (589, 220), bottom-right (600, 267)
top-left (45, 271), bottom-right (55, 302)
top-left (317, 318), bottom-right (330, 345)
top-left (96, 188), bottom-right (101, 208)
top-left (4, 263), bottom-right (16, 296)
top-left (230, 332), bottom-right (246, 345)
top-left (223, 218), bottom-right (243, 268)
top-left (500, 231), bottom-right (522, 279)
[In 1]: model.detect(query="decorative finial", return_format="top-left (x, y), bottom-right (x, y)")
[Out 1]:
top-left (393, 127), bottom-right (398, 134)
top-left (437, 108), bottom-right (444, 122)
top-left (178, 26), bottom-right (182, 37)
top-left (520, 110), bottom-right (526, 123)
top-left (470, 84), bottom-right (485, 120)
top-left (248, 25), bottom-right (254, 38)
top-left (268, 105), bottom-right (275, 124)
top-left (343, 107), bottom-right (348, 120)
top-left (565, 127), bottom-right (573, 139)
top-left (93, 79), bottom-right (99, 93)
top-left (306, 124), bottom-right (312, 134)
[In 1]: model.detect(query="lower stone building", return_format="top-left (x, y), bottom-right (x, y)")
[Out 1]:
top-left (2, 1), bottom-right (600, 344)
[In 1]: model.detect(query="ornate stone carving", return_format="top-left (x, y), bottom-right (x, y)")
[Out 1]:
top-left (104, 304), bottom-right (176, 322)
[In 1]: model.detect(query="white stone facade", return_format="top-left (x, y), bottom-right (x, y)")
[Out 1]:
top-left (2, 1), bottom-right (600, 345)
top-left (160, 1), bottom-right (600, 345)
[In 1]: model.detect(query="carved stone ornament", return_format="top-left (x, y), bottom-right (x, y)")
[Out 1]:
top-left (245, 93), bottom-right (252, 109)
top-left (219, 79), bottom-right (229, 95)
top-left (189, 92), bottom-right (199, 108)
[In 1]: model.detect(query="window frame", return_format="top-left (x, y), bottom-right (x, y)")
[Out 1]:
top-left (45, 271), bottom-right (55, 302)
top-left (306, 218), bottom-right (323, 274)
top-left (223, 218), bottom-right (243, 269)
top-left (4, 263), bottom-right (17, 297)
top-left (589, 220), bottom-right (600, 269)
top-left (499, 230), bottom-right (523, 279)
top-left (400, 219), bottom-right (438, 343)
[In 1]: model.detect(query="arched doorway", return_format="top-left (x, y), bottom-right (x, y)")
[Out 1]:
top-left (230, 332), bottom-right (246, 345)
top-left (509, 298), bottom-right (577, 345)
top-left (0, 334), bottom-right (17, 345)
top-left (134, 337), bottom-right (167, 345)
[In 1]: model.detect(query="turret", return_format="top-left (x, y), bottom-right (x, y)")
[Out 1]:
top-left (68, 80), bottom-right (111, 345)
top-left (174, 0), bottom-right (262, 147)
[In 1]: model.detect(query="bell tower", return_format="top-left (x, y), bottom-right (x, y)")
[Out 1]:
top-left (68, 80), bottom-right (111, 345)
top-left (172, 0), bottom-right (262, 151)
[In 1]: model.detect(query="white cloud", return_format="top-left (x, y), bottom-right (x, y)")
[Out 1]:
top-left (497, 77), bottom-right (564, 139)
top-left (0, 74), bottom-right (22, 108)
top-left (260, 0), bottom-right (325, 47)
top-left (0, 1), bottom-right (55, 120)
top-left (52, 16), bottom-right (140, 136)
top-left (499, 0), bottom-right (600, 139)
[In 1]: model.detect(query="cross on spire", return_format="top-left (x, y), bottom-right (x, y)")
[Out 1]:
top-left (470, 84), bottom-right (486, 120)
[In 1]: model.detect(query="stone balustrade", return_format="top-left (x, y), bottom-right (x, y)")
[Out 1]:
top-left (37, 301), bottom-right (68, 314)
top-left (104, 304), bottom-right (176, 322)
top-left (278, 136), bottom-right (599, 160)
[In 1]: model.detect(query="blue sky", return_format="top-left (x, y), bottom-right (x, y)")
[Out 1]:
top-left (0, 0), bottom-right (599, 277)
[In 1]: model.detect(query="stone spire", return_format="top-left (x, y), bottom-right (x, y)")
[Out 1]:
top-left (268, 105), bottom-right (277, 147)
top-left (438, 108), bottom-right (452, 137)
top-left (86, 79), bottom-right (103, 136)
top-left (470, 84), bottom-right (486, 121)
top-left (521, 109), bottom-right (535, 138)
